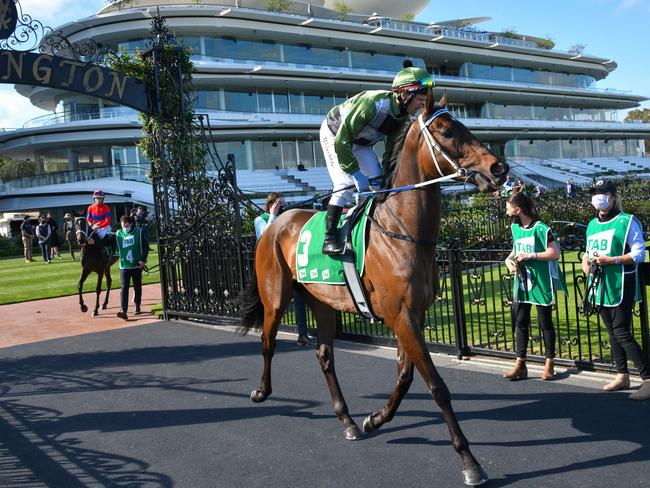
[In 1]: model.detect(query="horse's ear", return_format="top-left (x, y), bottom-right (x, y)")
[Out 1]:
top-left (425, 87), bottom-right (435, 115)
top-left (438, 90), bottom-right (447, 108)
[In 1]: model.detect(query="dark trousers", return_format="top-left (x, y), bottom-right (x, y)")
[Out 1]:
top-left (120, 268), bottom-right (143, 313)
top-left (39, 242), bottom-right (51, 262)
top-left (512, 302), bottom-right (555, 359)
top-left (293, 291), bottom-right (308, 336)
top-left (599, 276), bottom-right (649, 379)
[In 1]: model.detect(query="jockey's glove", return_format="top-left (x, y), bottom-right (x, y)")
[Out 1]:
top-left (368, 176), bottom-right (383, 191)
top-left (352, 170), bottom-right (369, 192)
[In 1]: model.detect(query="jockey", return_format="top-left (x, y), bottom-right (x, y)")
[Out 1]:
top-left (86, 189), bottom-right (114, 248)
top-left (320, 61), bottom-right (432, 254)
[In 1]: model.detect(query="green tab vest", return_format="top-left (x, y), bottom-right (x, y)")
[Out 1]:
top-left (116, 227), bottom-right (144, 270)
top-left (511, 221), bottom-right (566, 305)
top-left (585, 213), bottom-right (641, 307)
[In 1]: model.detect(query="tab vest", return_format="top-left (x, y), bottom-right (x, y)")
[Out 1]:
top-left (586, 212), bottom-right (642, 307)
top-left (116, 228), bottom-right (144, 270)
top-left (511, 221), bottom-right (566, 305)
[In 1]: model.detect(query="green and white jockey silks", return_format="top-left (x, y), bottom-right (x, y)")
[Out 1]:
top-left (325, 90), bottom-right (409, 174)
top-left (296, 200), bottom-right (373, 284)
top-left (116, 227), bottom-right (144, 270)
top-left (585, 213), bottom-right (642, 307)
top-left (259, 213), bottom-right (270, 224)
top-left (511, 222), bottom-right (567, 305)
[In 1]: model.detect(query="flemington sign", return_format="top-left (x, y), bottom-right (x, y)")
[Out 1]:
top-left (0, 0), bottom-right (151, 113)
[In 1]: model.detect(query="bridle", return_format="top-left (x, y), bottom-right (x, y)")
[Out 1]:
top-left (418, 108), bottom-right (468, 180)
top-left (75, 217), bottom-right (96, 245)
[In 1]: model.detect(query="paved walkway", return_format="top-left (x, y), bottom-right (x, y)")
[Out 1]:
top-left (0, 320), bottom-right (648, 488)
top-left (0, 284), bottom-right (161, 348)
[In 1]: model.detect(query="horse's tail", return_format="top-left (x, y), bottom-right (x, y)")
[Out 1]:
top-left (238, 268), bottom-right (264, 335)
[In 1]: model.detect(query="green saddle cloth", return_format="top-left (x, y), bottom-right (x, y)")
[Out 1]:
top-left (296, 199), bottom-right (373, 284)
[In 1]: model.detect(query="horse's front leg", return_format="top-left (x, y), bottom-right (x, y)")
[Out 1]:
top-left (102, 266), bottom-right (112, 310)
top-left (363, 342), bottom-right (414, 433)
top-left (393, 311), bottom-right (487, 487)
top-left (78, 268), bottom-right (91, 313)
top-left (92, 271), bottom-right (104, 317)
top-left (309, 300), bottom-right (362, 441)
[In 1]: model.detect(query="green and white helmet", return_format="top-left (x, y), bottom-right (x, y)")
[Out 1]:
top-left (392, 67), bottom-right (433, 93)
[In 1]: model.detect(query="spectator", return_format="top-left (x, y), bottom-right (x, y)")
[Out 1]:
top-left (63, 213), bottom-right (76, 261)
top-left (20, 215), bottom-right (34, 263)
top-left (500, 175), bottom-right (514, 197)
top-left (565, 179), bottom-right (574, 198)
top-left (533, 186), bottom-right (543, 197)
top-left (297, 162), bottom-right (307, 171)
top-left (46, 212), bottom-right (62, 260)
top-left (134, 206), bottom-right (148, 228)
top-left (503, 192), bottom-right (566, 381)
top-left (254, 192), bottom-right (311, 346)
top-left (513, 178), bottom-right (525, 195)
top-left (35, 215), bottom-right (52, 263)
top-left (116, 215), bottom-right (149, 320)
top-left (582, 179), bottom-right (649, 400)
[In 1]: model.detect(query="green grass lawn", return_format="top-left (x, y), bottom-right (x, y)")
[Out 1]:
top-left (0, 245), bottom-right (160, 305)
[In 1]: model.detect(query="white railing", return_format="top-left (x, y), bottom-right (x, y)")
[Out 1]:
top-left (22, 106), bottom-right (138, 129)
top-left (0, 165), bottom-right (148, 194)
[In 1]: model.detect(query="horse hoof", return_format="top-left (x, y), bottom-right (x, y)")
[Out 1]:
top-left (362, 414), bottom-right (379, 433)
top-left (250, 388), bottom-right (270, 403)
top-left (102, 304), bottom-right (108, 310)
top-left (462, 466), bottom-right (488, 486)
top-left (92, 310), bottom-right (99, 317)
top-left (344, 425), bottom-right (362, 441)
top-left (80, 305), bottom-right (88, 313)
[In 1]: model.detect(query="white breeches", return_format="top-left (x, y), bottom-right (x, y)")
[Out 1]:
top-left (320, 120), bottom-right (382, 207)
top-left (95, 226), bottom-right (111, 239)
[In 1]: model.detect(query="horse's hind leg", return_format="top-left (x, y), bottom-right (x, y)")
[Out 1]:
top-left (363, 341), bottom-right (414, 433)
top-left (393, 312), bottom-right (487, 486)
top-left (308, 299), bottom-right (362, 441)
top-left (78, 268), bottom-right (91, 313)
top-left (92, 271), bottom-right (104, 317)
top-left (102, 267), bottom-right (112, 310)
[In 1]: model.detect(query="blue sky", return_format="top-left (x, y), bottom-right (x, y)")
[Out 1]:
top-left (418, 0), bottom-right (650, 113)
top-left (0, 0), bottom-right (648, 128)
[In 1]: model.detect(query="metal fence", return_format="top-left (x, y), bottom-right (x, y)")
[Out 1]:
top-left (278, 245), bottom-right (650, 373)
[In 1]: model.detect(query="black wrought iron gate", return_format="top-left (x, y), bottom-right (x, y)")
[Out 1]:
top-left (146, 17), bottom-right (254, 322)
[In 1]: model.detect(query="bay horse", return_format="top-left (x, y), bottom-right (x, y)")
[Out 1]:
top-left (239, 89), bottom-right (508, 486)
top-left (75, 217), bottom-right (118, 316)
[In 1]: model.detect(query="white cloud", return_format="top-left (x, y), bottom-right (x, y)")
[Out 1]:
top-left (16, 0), bottom-right (104, 26)
top-left (0, 86), bottom-right (48, 129)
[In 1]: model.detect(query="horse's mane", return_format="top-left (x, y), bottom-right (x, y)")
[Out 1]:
top-left (382, 118), bottom-right (416, 192)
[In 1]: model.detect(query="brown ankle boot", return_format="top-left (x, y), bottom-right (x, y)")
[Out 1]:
top-left (629, 379), bottom-right (650, 401)
top-left (603, 373), bottom-right (630, 392)
top-left (542, 358), bottom-right (555, 381)
top-left (503, 359), bottom-right (527, 381)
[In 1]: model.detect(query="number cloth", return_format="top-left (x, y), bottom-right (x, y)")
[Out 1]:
top-left (116, 227), bottom-right (144, 270)
top-left (511, 221), bottom-right (567, 305)
top-left (295, 201), bottom-right (372, 284)
top-left (586, 213), bottom-right (642, 306)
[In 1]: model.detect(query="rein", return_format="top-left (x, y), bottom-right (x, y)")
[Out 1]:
top-left (582, 256), bottom-right (604, 316)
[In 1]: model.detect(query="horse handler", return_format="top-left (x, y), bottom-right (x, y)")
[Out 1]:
top-left (116, 215), bottom-right (149, 320)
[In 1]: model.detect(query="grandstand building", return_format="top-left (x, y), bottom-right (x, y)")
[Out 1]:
top-left (1, 0), bottom-right (649, 219)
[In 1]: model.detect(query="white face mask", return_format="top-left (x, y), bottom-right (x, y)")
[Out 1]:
top-left (591, 194), bottom-right (610, 211)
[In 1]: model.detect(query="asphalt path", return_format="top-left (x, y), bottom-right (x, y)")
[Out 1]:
top-left (0, 321), bottom-right (648, 488)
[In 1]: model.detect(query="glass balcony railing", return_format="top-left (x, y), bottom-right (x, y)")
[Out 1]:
top-left (0, 164), bottom-right (148, 194)
top-left (22, 106), bottom-right (138, 129)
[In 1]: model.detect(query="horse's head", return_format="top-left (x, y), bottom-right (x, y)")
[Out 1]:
top-left (417, 89), bottom-right (508, 192)
top-left (75, 217), bottom-right (91, 245)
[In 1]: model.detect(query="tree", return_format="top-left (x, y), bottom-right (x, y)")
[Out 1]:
top-left (400, 13), bottom-right (415, 22)
top-left (334, 1), bottom-right (352, 20)
top-left (568, 43), bottom-right (586, 55)
top-left (0, 159), bottom-right (36, 181)
top-left (624, 108), bottom-right (650, 123)
top-left (264, 0), bottom-right (290, 12)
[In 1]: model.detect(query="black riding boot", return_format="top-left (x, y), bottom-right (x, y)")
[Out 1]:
top-left (322, 204), bottom-right (343, 255)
